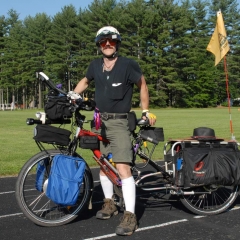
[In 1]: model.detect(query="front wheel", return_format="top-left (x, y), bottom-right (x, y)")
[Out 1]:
top-left (15, 149), bottom-right (93, 226)
top-left (180, 184), bottom-right (238, 215)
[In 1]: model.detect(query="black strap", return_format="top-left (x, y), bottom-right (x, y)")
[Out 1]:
top-left (100, 113), bottom-right (128, 120)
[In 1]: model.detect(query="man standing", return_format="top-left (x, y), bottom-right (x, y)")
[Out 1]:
top-left (73, 26), bottom-right (156, 236)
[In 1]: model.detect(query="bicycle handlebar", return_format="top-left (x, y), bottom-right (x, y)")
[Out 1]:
top-left (26, 118), bottom-right (71, 125)
top-left (38, 72), bottom-right (67, 96)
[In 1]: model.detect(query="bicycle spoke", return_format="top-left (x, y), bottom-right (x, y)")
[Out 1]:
top-left (28, 192), bottom-right (45, 207)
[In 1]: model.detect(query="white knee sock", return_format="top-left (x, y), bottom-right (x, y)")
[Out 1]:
top-left (121, 176), bottom-right (136, 214)
top-left (100, 175), bottom-right (114, 199)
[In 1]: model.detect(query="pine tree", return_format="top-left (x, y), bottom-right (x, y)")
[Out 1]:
top-left (0, 1), bottom-right (239, 108)
top-left (45, 5), bottom-right (79, 91)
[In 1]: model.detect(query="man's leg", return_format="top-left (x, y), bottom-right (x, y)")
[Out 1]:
top-left (115, 163), bottom-right (137, 236)
top-left (99, 172), bottom-right (114, 199)
top-left (96, 170), bottom-right (118, 219)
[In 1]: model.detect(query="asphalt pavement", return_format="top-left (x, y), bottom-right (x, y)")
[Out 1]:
top-left (1, 167), bottom-right (240, 240)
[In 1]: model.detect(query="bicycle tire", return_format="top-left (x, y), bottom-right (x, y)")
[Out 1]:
top-left (180, 184), bottom-right (238, 215)
top-left (15, 149), bottom-right (93, 227)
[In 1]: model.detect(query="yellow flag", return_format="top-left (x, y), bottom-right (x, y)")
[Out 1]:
top-left (206, 11), bottom-right (230, 66)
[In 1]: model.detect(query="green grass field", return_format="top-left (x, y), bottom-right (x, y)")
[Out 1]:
top-left (1, 107), bottom-right (240, 176)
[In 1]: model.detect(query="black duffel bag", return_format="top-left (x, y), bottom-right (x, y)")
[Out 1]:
top-left (44, 96), bottom-right (73, 121)
top-left (179, 141), bottom-right (240, 187)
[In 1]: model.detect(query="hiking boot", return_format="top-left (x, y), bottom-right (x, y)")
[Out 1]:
top-left (96, 198), bottom-right (118, 219)
top-left (115, 211), bottom-right (138, 236)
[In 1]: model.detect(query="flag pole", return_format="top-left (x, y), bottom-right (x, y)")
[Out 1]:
top-left (224, 56), bottom-right (235, 140)
top-left (206, 10), bottom-right (234, 140)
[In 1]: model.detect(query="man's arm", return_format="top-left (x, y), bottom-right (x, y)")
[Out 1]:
top-left (74, 77), bottom-right (90, 94)
top-left (136, 75), bottom-right (156, 125)
top-left (136, 75), bottom-right (149, 110)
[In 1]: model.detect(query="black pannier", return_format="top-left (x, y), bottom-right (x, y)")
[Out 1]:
top-left (33, 124), bottom-right (71, 146)
top-left (140, 127), bottom-right (164, 143)
top-left (44, 96), bottom-right (73, 121)
top-left (79, 136), bottom-right (99, 149)
top-left (178, 141), bottom-right (240, 187)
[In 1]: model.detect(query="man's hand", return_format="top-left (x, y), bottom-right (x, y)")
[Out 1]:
top-left (141, 110), bottom-right (156, 125)
top-left (67, 91), bottom-right (82, 100)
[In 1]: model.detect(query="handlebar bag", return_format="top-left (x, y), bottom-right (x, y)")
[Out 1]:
top-left (44, 96), bottom-right (73, 120)
top-left (46, 154), bottom-right (86, 206)
top-left (33, 124), bottom-right (71, 146)
top-left (180, 141), bottom-right (240, 187)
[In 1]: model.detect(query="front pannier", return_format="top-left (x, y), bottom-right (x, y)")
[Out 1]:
top-left (33, 124), bottom-right (71, 146)
top-left (46, 154), bottom-right (86, 206)
top-left (35, 158), bottom-right (50, 192)
top-left (180, 142), bottom-right (240, 187)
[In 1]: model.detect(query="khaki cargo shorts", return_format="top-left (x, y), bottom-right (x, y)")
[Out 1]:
top-left (91, 118), bottom-right (133, 163)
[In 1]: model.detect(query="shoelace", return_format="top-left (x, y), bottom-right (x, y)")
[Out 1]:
top-left (94, 108), bottom-right (101, 130)
top-left (120, 214), bottom-right (131, 223)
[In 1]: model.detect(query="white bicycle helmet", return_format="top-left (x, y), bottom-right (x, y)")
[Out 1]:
top-left (95, 26), bottom-right (121, 46)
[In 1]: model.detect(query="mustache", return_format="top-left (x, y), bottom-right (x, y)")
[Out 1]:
top-left (103, 46), bottom-right (114, 49)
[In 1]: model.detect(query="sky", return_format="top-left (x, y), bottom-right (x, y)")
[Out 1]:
top-left (0, 0), bottom-right (94, 20)
top-left (0, 0), bottom-right (240, 20)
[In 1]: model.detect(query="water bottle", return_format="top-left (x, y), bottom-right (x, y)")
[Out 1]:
top-left (176, 157), bottom-right (184, 187)
top-left (107, 153), bottom-right (116, 168)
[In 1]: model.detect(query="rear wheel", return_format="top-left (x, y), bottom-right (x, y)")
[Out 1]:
top-left (180, 184), bottom-right (238, 215)
top-left (15, 149), bottom-right (93, 226)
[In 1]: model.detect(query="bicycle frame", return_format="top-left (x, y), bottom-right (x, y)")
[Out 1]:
top-left (74, 116), bottom-right (172, 192)
top-left (77, 127), bottom-right (122, 186)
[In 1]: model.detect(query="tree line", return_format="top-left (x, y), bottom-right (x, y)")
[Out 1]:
top-left (0, 0), bottom-right (240, 109)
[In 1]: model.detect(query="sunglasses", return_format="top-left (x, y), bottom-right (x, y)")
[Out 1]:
top-left (99, 38), bottom-right (117, 48)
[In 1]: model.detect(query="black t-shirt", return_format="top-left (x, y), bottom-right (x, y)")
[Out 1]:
top-left (85, 56), bottom-right (142, 113)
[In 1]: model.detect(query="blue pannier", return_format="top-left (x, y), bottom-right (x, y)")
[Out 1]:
top-left (46, 154), bottom-right (86, 206)
top-left (35, 158), bottom-right (49, 192)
